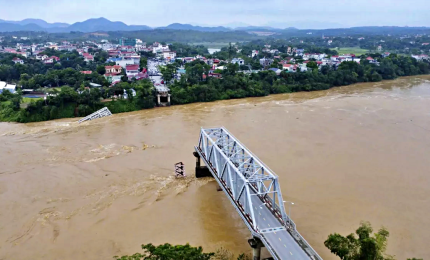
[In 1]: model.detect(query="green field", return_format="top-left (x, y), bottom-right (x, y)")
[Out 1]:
top-left (22, 97), bottom-right (43, 104)
top-left (331, 47), bottom-right (370, 55)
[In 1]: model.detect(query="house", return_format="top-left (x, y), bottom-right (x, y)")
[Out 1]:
top-left (260, 57), bottom-right (273, 67)
top-left (268, 68), bottom-right (282, 75)
top-left (125, 64), bottom-right (140, 77)
top-left (12, 57), bottom-right (24, 64)
top-left (251, 50), bottom-right (259, 58)
top-left (83, 53), bottom-right (94, 62)
top-left (366, 57), bottom-right (375, 62)
top-left (377, 45), bottom-right (382, 52)
top-left (411, 54), bottom-right (429, 61)
top-left (120, 45), bottom-right (135, 52)
top-left (231, 58), bottom-right (245, 66)
top-left (295, 49), bottom-right (305, 55)
top-left (44, 58), bottom-right (54, 64)
top-left (120, 51), bottom-right (138, 57)
top-left (282, 64), bottom-right (296, 72)
top-left (162, 51), bottom-right (177, 60)
top-left (51, 56), bottom-right (60, 62)
top-left (422, 43), bottom-right (429, 46)
top-left (105, 74), bottom-right (122, 83)
top-left (36, 54), bottom-right (48, 60)
top-left (382, 52), bottom-right (391, 58)
top-left (153, 43), bottom-right (170, 54)
top-left (80, 71), bottom-right (93, 74)
top-left (183, 57), bottom-right (195, 63)
top-left (0, 81), bottom-right (16, 94)
top-left (202, 72), bottom-right (223, 80)
top-left (105, 65), bottom-right (122, 74)
top-left (116, 58), bottom-right (136, 68)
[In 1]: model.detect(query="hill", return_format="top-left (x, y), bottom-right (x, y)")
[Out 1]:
top-left (159, 23), bottom-right (231, 32)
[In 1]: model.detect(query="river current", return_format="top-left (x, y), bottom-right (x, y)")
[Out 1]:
top-left (1, 76), bottom-right (429, 259)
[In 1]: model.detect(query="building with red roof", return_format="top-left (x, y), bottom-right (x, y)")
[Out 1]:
top-left (125, 64), bottom-right (140, 77)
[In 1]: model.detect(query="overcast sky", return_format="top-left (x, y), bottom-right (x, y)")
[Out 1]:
top-left (0, 0), bottom-right (429, 28)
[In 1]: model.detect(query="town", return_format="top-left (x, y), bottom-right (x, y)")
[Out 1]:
top-left (0, 32), bottom-right (429, 122)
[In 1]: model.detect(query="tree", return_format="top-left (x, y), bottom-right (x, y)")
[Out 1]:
top-left (114, 243), bottom-right (251, 260)
top-left (115, 243), bottom-right (214, 260)
top-left (140, 57), bottom-right (148, 70)
top-left (307, 61), bottom-right (318, 70)
top-left (97, 65), bottom-right (106, 75)
top-left (324, 221), bottom-right (394, 260)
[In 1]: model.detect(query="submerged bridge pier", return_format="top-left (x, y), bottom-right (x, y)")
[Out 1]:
top-left (193, 127), bottom-right (322, 260)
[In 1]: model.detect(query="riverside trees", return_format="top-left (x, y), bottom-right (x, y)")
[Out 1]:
top-left (169, 55), bottom-right (430, 105)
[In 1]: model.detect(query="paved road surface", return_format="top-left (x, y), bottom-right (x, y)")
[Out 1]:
top-left (250, 190), bottom-right (310, 260)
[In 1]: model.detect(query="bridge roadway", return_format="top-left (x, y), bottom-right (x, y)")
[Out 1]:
top-left (248, 188), bottom-right (309, 260)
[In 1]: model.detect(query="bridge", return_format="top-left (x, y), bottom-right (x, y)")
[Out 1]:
top-left (78, 107), bottom-right (112, 123)
top-left (194, 127), bottom-right (322, 260)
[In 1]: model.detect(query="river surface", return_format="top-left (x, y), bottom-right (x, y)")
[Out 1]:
top-left (1, 76), bottom-right (430, 260)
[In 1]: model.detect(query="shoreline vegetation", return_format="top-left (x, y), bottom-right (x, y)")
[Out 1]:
top-left (1, 54), bottom-right (429, 123)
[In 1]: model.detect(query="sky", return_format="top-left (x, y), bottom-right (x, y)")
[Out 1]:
top-left (0, 0), bottom-right (429, 29)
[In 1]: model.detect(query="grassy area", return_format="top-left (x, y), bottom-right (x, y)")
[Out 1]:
top-left (22, 97), bottom-right (43, 103)
top-left (331, 47), bottom-right (370, 55)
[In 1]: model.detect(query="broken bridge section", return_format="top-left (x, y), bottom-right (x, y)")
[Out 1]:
top-left (78, 107), bottom-right (112, 123)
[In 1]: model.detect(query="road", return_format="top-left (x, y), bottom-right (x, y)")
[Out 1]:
top-left (250, 190), bottom-right (310, 260)
top-left (147, 59), bottom-right (163, 85)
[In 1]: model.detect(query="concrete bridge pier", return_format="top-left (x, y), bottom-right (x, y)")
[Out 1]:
top-left (248, 238), bottom-right (264, 260)
top-left (193, 151), bottom-right (212, 178)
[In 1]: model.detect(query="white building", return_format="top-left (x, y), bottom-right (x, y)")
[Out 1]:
top-left (153, 43), bottom-right (170, 54)
top-left (126, 64), bottom-right (140, 77)
top-left (0, 81), bottom-right (16, 93)
top-left (12, 57), bottom-right (24, 64)
top-left (162, 51), bottom-right (177, 60)
top-left (231, 58), bottom-right (245, 66)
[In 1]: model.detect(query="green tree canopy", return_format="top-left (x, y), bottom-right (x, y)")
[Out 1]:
top-left (324, 222), bottom-right (393, 260)
top-left (115, 243), bottom-right (214, 260)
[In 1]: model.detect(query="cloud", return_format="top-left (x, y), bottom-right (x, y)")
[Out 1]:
top-left (0, 0), bottom-right (428, 27)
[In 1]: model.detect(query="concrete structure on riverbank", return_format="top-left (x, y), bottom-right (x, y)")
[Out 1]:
top-left (155, 85), bottom-right (171, 106)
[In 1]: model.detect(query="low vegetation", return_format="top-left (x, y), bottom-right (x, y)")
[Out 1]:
top-left (114, 243), bottom-right (250, 260)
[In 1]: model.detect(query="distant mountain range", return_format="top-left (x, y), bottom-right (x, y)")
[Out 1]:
top-left (0, 17), bottom-right (300, 33)
top-left (0, 18), bottom-right (152, 33)
top-left (0, 17), bottom-right (429, 36)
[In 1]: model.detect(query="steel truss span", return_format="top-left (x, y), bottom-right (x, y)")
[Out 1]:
top-left (195, 127), bottom-right (322, 260)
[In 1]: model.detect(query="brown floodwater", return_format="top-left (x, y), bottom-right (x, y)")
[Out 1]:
top-left (1, 76), bottom-right (430, 260)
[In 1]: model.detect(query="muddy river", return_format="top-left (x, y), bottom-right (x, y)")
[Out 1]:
top-left (1, 76), bottom-right (430, 260)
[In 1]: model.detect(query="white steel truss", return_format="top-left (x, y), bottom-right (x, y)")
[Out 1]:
top-left (196, 127), bottom-right (290, 230)
top-left (195, 127), bottom-right (322, 260)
